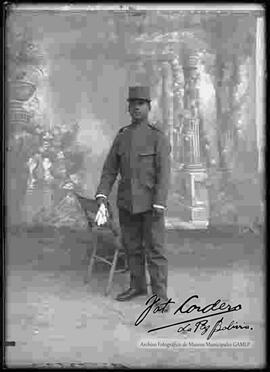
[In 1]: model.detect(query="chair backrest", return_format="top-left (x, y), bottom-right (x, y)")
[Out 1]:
top-left (74, 192), bottom-right (119, 236)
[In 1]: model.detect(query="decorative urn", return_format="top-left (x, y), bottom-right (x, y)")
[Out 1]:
top-left (9, 80), bottom-right (36, 102)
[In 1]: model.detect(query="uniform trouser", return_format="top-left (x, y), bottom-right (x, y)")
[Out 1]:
top-left (118, 208), bottom-right (168, 300)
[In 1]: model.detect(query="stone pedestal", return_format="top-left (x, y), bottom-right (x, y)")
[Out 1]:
top-left (181, 165), bottom-right (209, 227)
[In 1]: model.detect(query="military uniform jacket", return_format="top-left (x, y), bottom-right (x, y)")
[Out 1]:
top-left (96, 121), bottom-right (171, 214)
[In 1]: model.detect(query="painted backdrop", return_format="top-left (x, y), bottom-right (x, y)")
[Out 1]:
top-left (6, 7), bottom-right (265, 230)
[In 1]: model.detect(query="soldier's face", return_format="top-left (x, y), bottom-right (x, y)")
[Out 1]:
top-left (129, 99), bottom-right (150, 121)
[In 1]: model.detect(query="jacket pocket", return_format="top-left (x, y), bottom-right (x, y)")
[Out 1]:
top-left (139, 152), bottom-right (157, 157)
top-left (138, 153), bottom-right (156, 189)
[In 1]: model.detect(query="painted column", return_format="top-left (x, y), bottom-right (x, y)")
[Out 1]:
top-left (7, 80), bottom-right (36, 225)
top-left (161, 61), bottom-right (174, 158)
top-left (170, 56), bottom-right (185, 165)
top-left (180, 51), bottom-right (209, 227)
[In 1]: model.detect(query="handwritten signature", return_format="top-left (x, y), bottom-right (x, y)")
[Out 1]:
top-left (134, 295), bottom-right (253, 339)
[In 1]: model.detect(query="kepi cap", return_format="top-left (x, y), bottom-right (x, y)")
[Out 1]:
top-left (127, 86), bottom-right (151, 102)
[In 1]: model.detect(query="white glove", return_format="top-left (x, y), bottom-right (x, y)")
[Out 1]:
top-left (94, 203), bottom-right (109, 226)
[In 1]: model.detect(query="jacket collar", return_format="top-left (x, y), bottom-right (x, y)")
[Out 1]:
top-left (131, 118), bottom-right (149, 127)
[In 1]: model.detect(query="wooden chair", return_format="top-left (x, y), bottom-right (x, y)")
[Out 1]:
top-left (74, 192), bottom-right (127, 296)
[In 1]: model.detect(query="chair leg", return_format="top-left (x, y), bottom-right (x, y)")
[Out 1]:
top-left (85, 230), bottom-right (98, 284)
top-left (105, 247), bottom-right (119, 296)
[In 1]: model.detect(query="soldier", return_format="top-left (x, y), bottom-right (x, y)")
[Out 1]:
top-left (95, 86), bottom-right (171, 304)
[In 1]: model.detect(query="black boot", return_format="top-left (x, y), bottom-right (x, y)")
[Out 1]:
top-left (116, 287), bottom-right (148, 301)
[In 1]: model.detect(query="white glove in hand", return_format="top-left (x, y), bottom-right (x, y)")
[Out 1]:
top-left (94, 203), bottom-right (109, 226)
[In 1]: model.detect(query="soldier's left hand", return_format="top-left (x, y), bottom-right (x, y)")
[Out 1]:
top-left (153, 205), bottom-right (165, 217)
